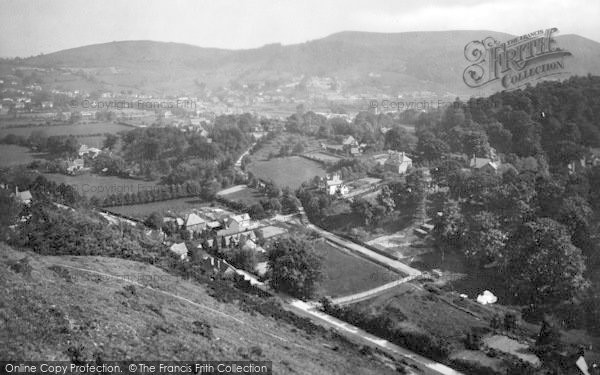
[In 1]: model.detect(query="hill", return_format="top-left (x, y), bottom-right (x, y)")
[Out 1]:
top-left (0, 243), bottom-right (403, 373)
top-left (10, 30), bottom-right (600, 96)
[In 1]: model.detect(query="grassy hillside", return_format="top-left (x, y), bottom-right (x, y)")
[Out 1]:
top-left (12, 31), bottom-right (600, 95)
top-left (0, 243), bottom-right (402, 373)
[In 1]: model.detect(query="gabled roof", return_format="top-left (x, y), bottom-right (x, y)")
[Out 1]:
top-left (470, 158), bottom-right (498, 170)
top-left (231, 213), bottom-right (250, 224)
top-left (16, 190), bottom-right (32, 202)
top-left (206, 220), bottom-right (221, 229)
top-left (242, 239), bottom-right (257, 251)
top-left (385, 152), bottom-right (412, 166)
top-left (169, 243), bottom-right (188, 258)
top-left (342, 135), bottom-right (357, 145)
top-left (185, 213), bottom-right (205, 227)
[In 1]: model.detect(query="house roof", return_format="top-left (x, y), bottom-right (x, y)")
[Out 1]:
top-left (242, 239), bottom-right (257, 251)
top-left (206, 220), bottom-right (221, 229)
top-left (16, 190), bottom-right (32, 202)
top-left (385, 152), bottom-right (412, 166)
top-left (185, 213), bottom-right (205, 227)
top-left (342, 136), bottom-right (357, 145)
top-left (231, 213), bottom-right (250, 224)
top-left (470, 158), bottom-right (498, 170)
top-left (324, 144), bottom-right (344, 151)
top-left (169, 243), bottom-right (188, 257)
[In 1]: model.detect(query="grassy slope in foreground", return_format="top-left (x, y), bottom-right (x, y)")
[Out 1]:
top-left (0, 244), bottom-right (400, 375)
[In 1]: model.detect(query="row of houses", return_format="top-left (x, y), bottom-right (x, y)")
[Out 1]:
top-left (168, 242), bottom-right (270, 279)
top-left (321, 135), bottom-right (366, 155)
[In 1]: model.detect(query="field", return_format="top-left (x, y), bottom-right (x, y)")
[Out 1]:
top-left (0, 121), bottom-right (133, 138)
top-left (312, 239), bottom-right (400, 298)
top-left (42, 172), bottom-right (158, 198)
top-left (76, 135), bottom-right (106, 148)
top-left (247, 156), bottom-right (326, 189)
top-left (303, 151), bottom-right (343, 163)
top-left (0, 144), bottom-right (43, 167)
top-left (217, 185), bottom-right (265, 206)
top-left (250, 133), bottom-right (322, 161)
top-left (106, 197), bottom-right (208, 219)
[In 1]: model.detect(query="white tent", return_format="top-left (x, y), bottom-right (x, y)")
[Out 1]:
top-left (476, 290), bottom-right (498, 305)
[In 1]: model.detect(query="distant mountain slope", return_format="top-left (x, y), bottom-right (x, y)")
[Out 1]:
top-left (17, 30), bottom-right (600, 95)
top-left (0, 244), bottom-right (399, 373)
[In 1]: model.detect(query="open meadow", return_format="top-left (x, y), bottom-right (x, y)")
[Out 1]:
top-left (0, 121), bottom-right (133, 138)
top-left (106, 197), bottom-right (209, 219)
top-left (247, 156), bottom-right (326, 189)
top-left (217, 185), bottom-right (265, 206)
top-left (0, 144), bottom-right (44, 167)
top-left (313, 239), bottom-right (401, 298)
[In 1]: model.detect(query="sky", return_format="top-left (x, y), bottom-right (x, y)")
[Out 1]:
top-left (0, 0), bottom-right (599, 57)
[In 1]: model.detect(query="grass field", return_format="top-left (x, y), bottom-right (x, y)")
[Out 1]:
top-left (303, 151), bottom-right (343, 163)
top-left (0, 122), bottom-right (133, 138)
top-left (247, 156), bottom-right (326, 189)
top-left (76, 135), bottom-right (106, 148)
top-left (313, 239), bottom-right (400, 298)
top-left (0, 144), bottom-right (43, 167)
top-left (250, 133), bottom-right (322, 161)
top-left (42, 172), bottom-right (158, 198)
top-left (217, 185), bottom-right (265, 206)
top-left (106, 197), bottom-right (209, 219)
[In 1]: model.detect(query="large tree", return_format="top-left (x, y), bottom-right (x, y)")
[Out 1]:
top-left (384, 127), bottom-right (417, 152)
top-left (267, 237), bottom-right (322, 300)
top-left (504, 218), bottom-right (587, 305)
top-left (416, 131), bottom-right (449, 161)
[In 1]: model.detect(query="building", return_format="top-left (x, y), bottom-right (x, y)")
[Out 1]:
top-left (185, 213), bottom-right (206, 233)
top-left (321, 173), bottom-right (349, 196)
top-left (227, 213), bottom-right (251, 233)
top-left (13, 188), bottom-right (32, 205)
top-left (66, 158), bottom-right (85, 174)
top-left (341, 135), bottom-right (359, 147)
top-left (169, 243), bottom-right (189, 261)
top-left (163, 216), bottom-right (184, 228)
top-left (470, 157), bottom-right (499, 173)
top-left (78, 145), bottom-right (102, 158)
top-left (384, 151), bottom-right (413, 174)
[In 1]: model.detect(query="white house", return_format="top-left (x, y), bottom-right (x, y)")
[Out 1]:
top-left (228, 213), bottom-right (252, 232)
top-left (342, 135), bottom-right (359, 147)
top-left (14, 188), bottom-right (32, 205)
top-left (66, 158), bottom-right (85, 174)
top-left (169, 243), bottom-right (189, 260)
top-left (470, 157), bottom-right (499, 173)
top-left (185, 213), bottom-right (206, 233)
top-left (384, 151), bottom-right (413, 174)
top-left (78, 145), bottom-right (102, 158)
top-left (321, 173), bottom-right (349, 196)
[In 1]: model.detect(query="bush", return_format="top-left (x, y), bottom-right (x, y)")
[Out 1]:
top-left (192, 320), bottom-right (213, 339)
top-left (8, 257), bottom-right (32, 277)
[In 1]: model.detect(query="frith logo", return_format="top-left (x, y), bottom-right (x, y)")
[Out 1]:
top-left (463, 28), bottom-right (572, 90)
